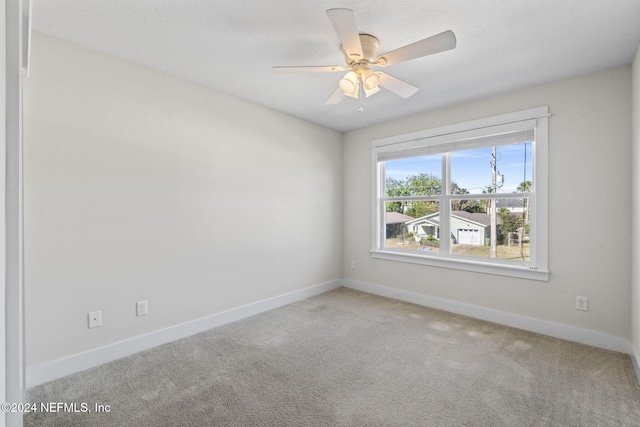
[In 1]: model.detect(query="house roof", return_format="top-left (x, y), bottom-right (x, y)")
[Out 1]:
top-left (452, 211), bottom-right (502, 227)
top-left (496, 199), bottom-right (527, 209)
top-left (386, 212), bottom-right (415, 224)
top-left (405, 211), bottom-right (502, 228)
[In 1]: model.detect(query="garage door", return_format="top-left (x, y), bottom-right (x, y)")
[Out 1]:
top-left (457, 229), bottom-right (480, 245)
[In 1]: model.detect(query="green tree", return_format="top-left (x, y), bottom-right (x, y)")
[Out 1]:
top-left (460, 201), bottom-right (485, 213)
top-left (405, 201), bottom-right (439, 218)
top-left (451, 183), bottom-right (470, 211)
top-left (404, 173), bottom-right (441, 196)
top-left (497, 208), bottom-right (520, 244)
top-left (385, 173), bottom-right (441, 214)
top-left (385, 177), bottom-right (409, 213)
top-left (498, 208), bottom-right (520, 234)
top-left (454, 187), bottom-right (487, 213)
top-left (517, 181), bottom-right (532, 192)
top-left (516, 181), bottom-right (532, 224)
top-left (386, 173), bottom-right (475, 218)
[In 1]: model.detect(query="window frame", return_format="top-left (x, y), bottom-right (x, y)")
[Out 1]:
top-left (370, 107), bottom-right (549, 281)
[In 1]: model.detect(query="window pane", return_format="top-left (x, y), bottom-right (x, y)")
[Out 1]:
top-left (385, 154), bottom-right (442, 196)
top-left (385, 201), bottom-right (440, 254)
top-left (451, 142), bottom-right (532, 195)
top-left (449, 199), bottom-right (530, 262)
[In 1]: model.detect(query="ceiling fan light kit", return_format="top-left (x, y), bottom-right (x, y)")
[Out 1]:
top-left (361, 68), bottom-right (381, 90)
top-left (273, 8), bottom-right (456, 106)
top-left (338, 64), bottom-right (383, 99)
top-left (339, 70), bottom-right (359, 97)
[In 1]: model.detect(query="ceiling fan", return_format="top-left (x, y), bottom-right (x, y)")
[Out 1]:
top-left (273, 8), bottom-right (456, 105)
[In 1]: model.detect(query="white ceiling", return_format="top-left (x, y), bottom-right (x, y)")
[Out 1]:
top-left (32, 0), bottom-right (640, 132)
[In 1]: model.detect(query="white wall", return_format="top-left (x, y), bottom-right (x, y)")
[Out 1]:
top-left (22, 30), bottom-right (638, 378)
top-left (3, 2), bottom-right (25, 426)
top-left (632, 45), bottom-right (640, 363)
top-left (23, 33), bottom-right (342, 367)
top-left (1, 5), bottom-right (7, 420)
top-left (343, 65), bottom-right (632, 340)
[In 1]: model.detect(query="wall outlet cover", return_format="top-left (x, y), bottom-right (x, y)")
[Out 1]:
top-left (88, 311), bottom-right (102, 328)
top-left (576, 296), bottom-right (588, 311)
top-left (136, 300), bottom-right (148, 317)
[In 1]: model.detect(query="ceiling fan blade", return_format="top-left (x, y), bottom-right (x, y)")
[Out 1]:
top-left (375, 30), bottom-right (456, 66)
top-left (378, 72), bottom-right (419, 98)
top-left (273, 65), bottom-right (347, 74)
top-left (326, 8), bottom-right (364, 61)
top-left (325, 87), bottom-right (344, 105)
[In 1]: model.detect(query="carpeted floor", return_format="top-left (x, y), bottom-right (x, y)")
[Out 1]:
top-left (25, 287), bottom-right (640, 426)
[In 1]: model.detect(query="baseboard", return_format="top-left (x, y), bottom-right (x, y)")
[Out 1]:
top-left (342, 279), bottom-right (633, 354)
top-left (27, 278), bottom-right (634, 388)
top-left (27, 279), bottom-right (341, 388)
top-left (631, 346), bottom-right (640, 386)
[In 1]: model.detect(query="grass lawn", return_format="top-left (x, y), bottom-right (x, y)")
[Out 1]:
top-left (453, 243), bottom-right (530, 261)
top-left (385, 238), bottom-right (529, 261)
top-left (386, 238), bottom-right (440, 253)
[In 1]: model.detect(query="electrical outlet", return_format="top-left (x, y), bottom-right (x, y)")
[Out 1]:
top-left (136, 300), bottom-right (148, 317)
top-left (88, 311), bottom-right (102, 328)
top-left (576, 296), bottom-right (588, 311)
top-left (350, 260), bottom-right (356, 270)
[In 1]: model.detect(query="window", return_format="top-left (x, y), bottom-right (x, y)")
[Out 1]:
top-left (371, 107), bottom-right (549, 281)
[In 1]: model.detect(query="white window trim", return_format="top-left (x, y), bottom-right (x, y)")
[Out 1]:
top-left (371, 106), bottom-right (549, 281)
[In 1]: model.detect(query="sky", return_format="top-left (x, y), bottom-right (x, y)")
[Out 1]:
top-left (385, 142), bottom-right (532, 194)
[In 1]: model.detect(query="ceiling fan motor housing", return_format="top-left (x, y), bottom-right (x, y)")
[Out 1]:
top-left (343, 34), bottom-right (381, 63)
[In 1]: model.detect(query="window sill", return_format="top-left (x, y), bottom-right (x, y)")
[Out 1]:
top-left (370, 249), bottom-right (549, 281)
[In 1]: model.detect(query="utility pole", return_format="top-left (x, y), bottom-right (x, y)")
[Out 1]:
top-left (490, 148), bottom-right (497, 258)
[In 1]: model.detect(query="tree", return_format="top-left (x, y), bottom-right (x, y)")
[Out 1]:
top-left (385, 177), bottom-right (410, 213)
top-left (451, 184), bottom-right (469, 211)
top-left (498, 208), bottom-right (520, 233)
top-left (459, 200), bottom-right (486, 213)
top-left (517, 181), bottom-right (532, 192)
top-left (405, 201), bottom-right (439, 218)
top-left (517, 181), bottom-right (532, 224)
top-left (497, 207), bottom-right (528, 246)
top-left (385, 173), bottom-right (441, 215)
top-left (386, 173), bottom-right (473, 218)
top-left (404, 173), bottom-right (441, 196)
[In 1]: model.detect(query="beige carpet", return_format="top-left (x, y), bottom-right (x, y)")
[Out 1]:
top-left (25, 287), bottom-right (640, 426)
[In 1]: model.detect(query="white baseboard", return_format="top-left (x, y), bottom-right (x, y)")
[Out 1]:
top-left (631, 346), bottom-right (640, 386)
top-left (28, 278), bottom-right (635, 388)
top-left (27, 280), bottom-right (342, 388)
top-left (342, 279), bottom-right (633, 355)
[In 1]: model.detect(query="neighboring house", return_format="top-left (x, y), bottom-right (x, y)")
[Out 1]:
top-left (385, 212), bottom-right (415, 238)
top-left (405, 211), bottom-right (503, 245)
top-left (496, 198), bottom-right (527, 215)
top-left (405, 213), bottom-right (441, 240)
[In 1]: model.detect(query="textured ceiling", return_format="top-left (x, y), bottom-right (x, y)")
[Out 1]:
top-left (32, 0), bottom-right (640, 132)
